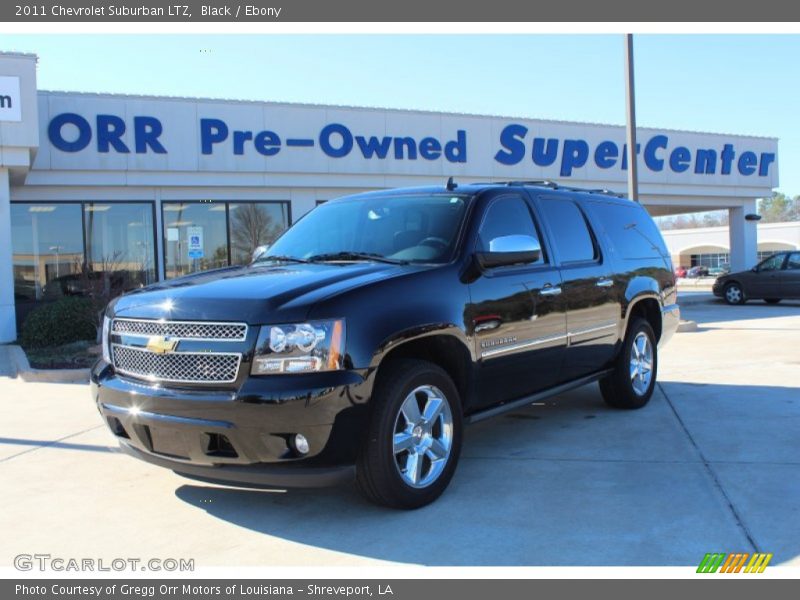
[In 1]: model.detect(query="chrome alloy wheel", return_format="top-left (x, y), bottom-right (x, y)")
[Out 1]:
top-left (725, 285), bottom-right (743, 304)
top-left (629, 331), bottom-right (654, 396)
top-left (392, 385), bottom-right (453, 488)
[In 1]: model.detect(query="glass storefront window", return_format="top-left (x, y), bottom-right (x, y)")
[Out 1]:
top-left (163, 201), bottom-right (289, 278)
top-left (228, 202), bottom-right (289, 265)
top-left (163, 202), bottom-right (230, 278)
top-left (11, 201), bottom-right (157, 327)
top-left (11, 203), bottom-right (84, 304)
top-left (84, 203), bottom-right (157, 295)
top-left (690, 253), bottom-right (730, 269)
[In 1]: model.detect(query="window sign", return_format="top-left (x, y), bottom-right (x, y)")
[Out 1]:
top-left (187, 226), bottom-right (204, 259)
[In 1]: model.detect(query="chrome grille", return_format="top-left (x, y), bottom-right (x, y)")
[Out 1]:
top-left (112, 318), bottom-right (247, 341)
top-left (112, 345), bottom-right (241, 384)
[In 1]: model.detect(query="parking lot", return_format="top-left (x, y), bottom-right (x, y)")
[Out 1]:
top-left (1, 294), bottom-right (798, 567)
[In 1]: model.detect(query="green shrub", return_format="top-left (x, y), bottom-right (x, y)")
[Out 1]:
top-left (21, 297), bottom-right (98, 350)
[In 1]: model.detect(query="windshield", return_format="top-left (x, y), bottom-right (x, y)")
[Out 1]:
top-left (257, 194), bottom-right (470, 264)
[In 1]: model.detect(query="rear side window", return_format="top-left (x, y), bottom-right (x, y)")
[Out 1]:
top-left (537, 198), bottom-right (597, 263)
top-left (787, 253), bottom-right (800, 270)
top-left (588, 201), bottom-right (668, 260)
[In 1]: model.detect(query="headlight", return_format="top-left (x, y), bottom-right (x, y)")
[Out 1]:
top-left (251, 319), bottom-right (345, 374)
top-left (101, 315), bottom-right (111, 364)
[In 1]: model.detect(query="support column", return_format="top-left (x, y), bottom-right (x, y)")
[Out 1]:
top-left (0, 168), bottom-right (17, 343)
top-left (728, 199), bottom-right (758, 272)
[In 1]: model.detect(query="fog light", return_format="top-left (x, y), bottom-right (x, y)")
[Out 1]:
top-left (293, 434), bottom-right (309, 455)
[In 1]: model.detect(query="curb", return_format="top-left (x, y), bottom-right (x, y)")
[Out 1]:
top-left (7, 345), bottom-right (91, 384)
top-left (676, 320), bottom-right (699, 333)
top-left (676, 294), bottom-right (719, 306)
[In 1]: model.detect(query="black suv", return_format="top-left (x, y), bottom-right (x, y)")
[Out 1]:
top-left (92, 181), bottom-right (679, 509)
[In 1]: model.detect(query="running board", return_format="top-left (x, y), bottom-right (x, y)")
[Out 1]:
top-left (466, 369), bottom-right (613, 424)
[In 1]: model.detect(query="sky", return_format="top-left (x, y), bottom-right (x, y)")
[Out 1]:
top-left (3, 34), bottom-right (799, 195)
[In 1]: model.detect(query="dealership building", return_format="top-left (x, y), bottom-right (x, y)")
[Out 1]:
top-left (662, 221), bottom-right (800, 270)
top-left (0, 52), bottom-right (781, 342)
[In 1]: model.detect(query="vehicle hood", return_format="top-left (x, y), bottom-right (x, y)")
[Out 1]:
top-left (716, 269), bottom-right (749, 282)
top-left (109, 262), bottom-right (418, 323)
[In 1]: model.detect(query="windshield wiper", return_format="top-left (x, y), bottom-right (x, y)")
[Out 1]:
top-left (254, 254), bottom-right (311, 264)
top-left (307, 251), bottom-right (408, 265)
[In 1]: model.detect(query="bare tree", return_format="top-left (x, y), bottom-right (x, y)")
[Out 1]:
top-left (229, 204), bottom-right (284, 261)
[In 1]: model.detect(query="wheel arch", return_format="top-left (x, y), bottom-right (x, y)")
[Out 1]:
top-left (371, 329), bottom-right (475, 410)
top-left (624, 294), bottom-right (663, 342)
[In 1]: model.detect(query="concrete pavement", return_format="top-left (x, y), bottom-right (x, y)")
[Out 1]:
top-left (0, 298), bottom-right (798, 566)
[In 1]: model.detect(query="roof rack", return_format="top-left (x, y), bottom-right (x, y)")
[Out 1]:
top-left (557, 186), bottom-right (625, 199)
top-left (501, 180), bottom-right (560, 189)
top-left (469, 180), bottom-right (627, 199)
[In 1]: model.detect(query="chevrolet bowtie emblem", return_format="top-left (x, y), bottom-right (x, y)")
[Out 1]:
top-left (146, 336), bottom-right (179, 355)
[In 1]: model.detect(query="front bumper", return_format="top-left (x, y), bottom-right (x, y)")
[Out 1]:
top-left (91, 363), bottom-right (370, 488)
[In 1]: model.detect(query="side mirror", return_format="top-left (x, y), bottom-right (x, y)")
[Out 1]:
top-left (475, 234), bottom-right (541, 269)
top-left (251, 244), bottom-right (270, 262)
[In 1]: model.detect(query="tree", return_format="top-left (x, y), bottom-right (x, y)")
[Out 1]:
top-left (758, 192), bottom-right (800, 223)
top-left (229, 204), bottom-right (284, 262)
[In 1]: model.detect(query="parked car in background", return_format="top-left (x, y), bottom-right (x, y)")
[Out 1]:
top-left (686, 266), bottom-right (709, 278)
top-left (713, 251), bottom-right (800, 304)
top-left (708, 265), bottom-right (730, 277)
top-left (674, 265), bottom-right (688, 279)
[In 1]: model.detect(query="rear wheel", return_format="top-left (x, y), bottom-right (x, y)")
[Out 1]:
top-left (600, 317), bottom-right (657, 410)
top-left (724, 282), bottom-right (746, 305)
top-left (765, 298), bottom-right (781, 304)
top-left (357, 359), bottom-right (462, 509)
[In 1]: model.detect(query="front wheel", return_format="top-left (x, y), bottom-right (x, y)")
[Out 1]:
top-left (357, 359), bottom-right (462, 509)
top-left (600, 317), bottom-right (658, 410)
top-left (724, 282), bottom-right (746, 305)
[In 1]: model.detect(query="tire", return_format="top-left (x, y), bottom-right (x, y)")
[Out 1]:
top-left (357, 358), bottom-right (463, 509)
top-left (765, 298), bottom-right (781, 305)
top-left (600, 317), bottom-right (658, 410)
top-left (724, 282), bottom-right (746, 305)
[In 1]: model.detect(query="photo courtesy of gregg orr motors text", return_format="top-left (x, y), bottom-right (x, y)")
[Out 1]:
top-left (15, 584), bottom-right (390, 597)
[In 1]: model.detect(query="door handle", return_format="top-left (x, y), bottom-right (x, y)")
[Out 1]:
top-left (473, 316), bottom-right (502, 332)
top-left (596, 278), bottom-right (614, 288)
top-left (540, 285), bottom-right (562, 296)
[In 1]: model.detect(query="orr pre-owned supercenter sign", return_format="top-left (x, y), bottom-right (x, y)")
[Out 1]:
top-left (38, 99), bottom-right (778, 186)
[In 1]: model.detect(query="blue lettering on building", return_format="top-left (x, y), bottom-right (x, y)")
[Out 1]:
top-left (492, 123), bottom-right (775, 178)
top-left (48, 113), bottom-right (166, 154)
top-left (45, 114), bottom-right (776, 178)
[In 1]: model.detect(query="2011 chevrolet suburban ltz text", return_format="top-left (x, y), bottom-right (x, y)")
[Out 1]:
top-left (91, 181), bottom-right (679, 509)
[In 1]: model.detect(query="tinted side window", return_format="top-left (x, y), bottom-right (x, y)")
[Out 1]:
top-left (759, 254), bottom-right (785, 271)
top-left (477, 195), bottom-right (544, 264)
top-left (538, 198), bottom-right (597, 263)
top-left (588, 201), bottom-right (667, 260)
top-left (786, 253), bottom-right (800, 270)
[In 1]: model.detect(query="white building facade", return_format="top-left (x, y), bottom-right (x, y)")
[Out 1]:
top-left (662, 221), bottom-right (800, 269)
top-left (0, 52), bottom-right (780, 341)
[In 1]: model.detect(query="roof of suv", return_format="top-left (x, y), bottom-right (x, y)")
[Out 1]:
top-left (337, 181), bottom-right (632, 203)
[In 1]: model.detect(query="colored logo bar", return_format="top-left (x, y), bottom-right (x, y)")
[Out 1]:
top-left (697, 552), bottom-right (773, 573)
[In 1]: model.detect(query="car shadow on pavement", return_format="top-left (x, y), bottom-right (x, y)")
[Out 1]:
top-left (171, 381), bottom-right (800, 566)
